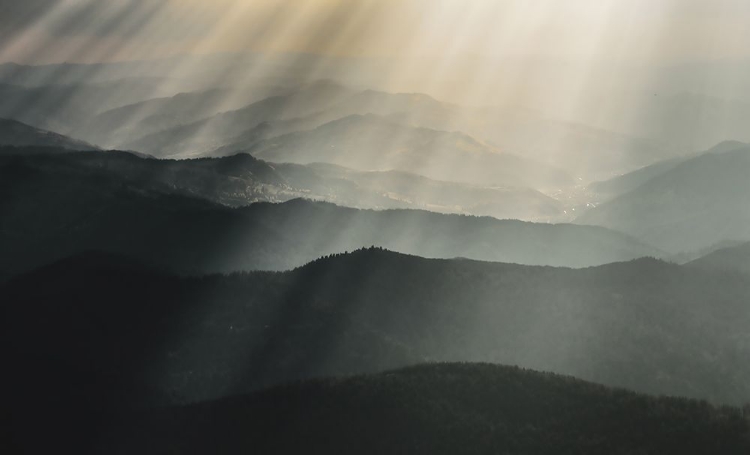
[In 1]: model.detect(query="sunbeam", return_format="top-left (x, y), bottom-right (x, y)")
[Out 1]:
top-left (2, 1), bottom-right (750, 454)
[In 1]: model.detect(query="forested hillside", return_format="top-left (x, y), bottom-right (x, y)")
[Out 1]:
top-left (1, 152), bottom-right (658, 276)
top-left (92, 364), bottom-right (750, 455)
top-left (3, 249), bottom-right (748, 410)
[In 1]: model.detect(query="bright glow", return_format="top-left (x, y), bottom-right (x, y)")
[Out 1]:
top-left (2, 0), bottom-right (750, 179)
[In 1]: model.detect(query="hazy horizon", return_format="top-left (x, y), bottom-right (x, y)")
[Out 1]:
top-left (4, 0), bottom-right (750, 107)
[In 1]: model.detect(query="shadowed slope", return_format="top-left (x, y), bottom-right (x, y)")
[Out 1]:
top-left (3, 249), bottom-right (749, 408)
top-left (0, 118), bottom-right (97, 151)
top-left (98, 363), bottom-right (750, 455)
top-left (1, 152), bottom-right (658, 276)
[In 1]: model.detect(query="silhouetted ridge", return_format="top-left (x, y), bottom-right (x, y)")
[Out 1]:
top-left (1, 156), bottom-right (660, 276)
top-left (100, 363), bottom-right (750, 455)
top-left (1, 147), bottom-right (567, 221)
top-left (0, 118), bottom-right (98, 151)
top-left (4, 248), bottom-right (749, 413)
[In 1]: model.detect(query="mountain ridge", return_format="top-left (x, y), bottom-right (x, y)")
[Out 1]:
top-left (577, 144), bottom-right (750, 253)
top-left (2, 150), bottom-right (658, 276)
top-left (3, 247), bottom-right (749, 407)
top-left (589, 140), bottom-right (748, 196)
top-left (94, 362), bottom-right (750, 455)
top-left (688, 241), bottom-right (750, 274)
top-left (245, 113), bottom-right (574, 189)
top-left (0, 118), bottom-right (98, 151)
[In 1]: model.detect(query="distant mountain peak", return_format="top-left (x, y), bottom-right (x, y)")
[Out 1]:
top-left (302, 79), bottom-right (348, 90)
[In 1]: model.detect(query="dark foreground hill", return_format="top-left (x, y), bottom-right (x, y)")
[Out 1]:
top-left (0, 152), bottom-right (658, 276)
top-left (92, 364), bottom-right (750, 455)
top-left (3, 249), bottom-right (749, 412)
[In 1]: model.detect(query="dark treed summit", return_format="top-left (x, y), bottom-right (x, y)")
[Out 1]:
top-left (3, 248), bottom-right (749, 409)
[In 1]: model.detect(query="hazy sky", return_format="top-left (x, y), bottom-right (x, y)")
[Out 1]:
top-left (2, 0), bottom-right (750, 66)
top-left (3, 0), bottom-right (750, 115)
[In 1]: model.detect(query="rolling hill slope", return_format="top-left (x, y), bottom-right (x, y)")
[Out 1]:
top-left (247, 113), bottom-right (573, 189)
top-left (3, 249), bottom-right (749, 408)
top-left (0, 149), bottom-right (564, 221)
top-left (1, 153), bottom-right (659, 276)
top-left (124, 81), bottom-right (356, 157)
top-left (73, 86), bottom-right (288, 148)
top-left (119, 81), bottom-right (678, 182)
top-left (577, 145), bottom-right (750, 253)
top-left (93, 364), bottom-right (750, 455)
top-left (0, 118), bottom-right (97, 151)
top-left (589, 140), bottom-right (747, 197)
top-left (688, 242), bottom-right (750, 274)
